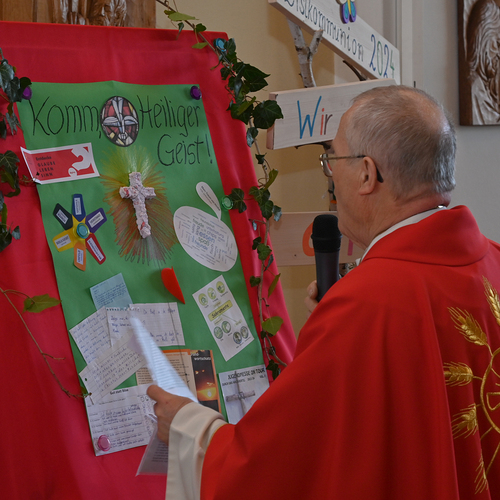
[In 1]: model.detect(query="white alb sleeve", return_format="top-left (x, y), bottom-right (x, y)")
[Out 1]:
top-left (165, 402), bottom-right (227, 500)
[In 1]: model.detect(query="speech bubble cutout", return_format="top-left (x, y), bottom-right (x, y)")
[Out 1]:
top-left (196, 182), bottom-right (221, 220)
top-left (174, 183), bottom-right (237, 272)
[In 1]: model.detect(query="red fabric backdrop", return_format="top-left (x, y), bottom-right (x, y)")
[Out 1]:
top-left (0, 21), bottom-right (296, 499)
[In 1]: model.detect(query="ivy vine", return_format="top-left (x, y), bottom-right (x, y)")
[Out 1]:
top-left (0, 47), bottom-right (32, 251)
top-left (157, 1), bottom-right (287, 378)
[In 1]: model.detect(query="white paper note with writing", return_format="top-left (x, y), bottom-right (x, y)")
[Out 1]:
top-left (90, 273), bottom-right (133, 310)
top-left (69, 307), bottom-right (110, 365)
top-left (80, 331), bottom-right (146, 404)
top-left (107, 304), bottom-right (184, 346)
top-left (193, 275), bottom-right (254, 361)
top-left (85, 385), bottom-right (153, 456)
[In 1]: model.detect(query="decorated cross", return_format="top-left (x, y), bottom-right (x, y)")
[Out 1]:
top-left (119, 171), bottom-right (156, 238)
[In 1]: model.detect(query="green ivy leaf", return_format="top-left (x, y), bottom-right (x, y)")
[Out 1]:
top-left (176, 22), bottom-right (184, 38)
top-left (252, 100), bottom-right (283, 129)
top-left (12, 225), bottom-right (20, 240)
top-left (0, 225), bottom-right (13, 252)
top-left (249, 276), bottom-right (261, 287)
top-left (228, 187), bottom-right (247, 213)
top-left (256, 243), bottom-right (272, 261)
top-left (263, 169), bottom-right (278, 189)
top-left (260, 199), bottom-right (274, 219)
top-left (192, 42), bottom-right (208, 50)
top-left (0, 58), bottom-right (15, 92)
top-left (194, 23), bottom-right (206, 33)
top-left (255, 154), bottom-right (266, 165)
top-left (220, 66), bottom-right (231, 80)
top-left (0, 119), bottom-right (6, 140)
top-left (0, 150), bottom-right (20, 195)
top-left (166, 10), bottom-right (196, 22)
top-left (268, 273), bottom-right (281, 297)
top-left (262, 316), bottom-right (284, 336)
top-left (240, 64), bottom-right (269, 92)
top-left (252, 236), bottom-right (262, 250)
top-left (273, 205), bottom-right (282, 222)
top-left (228, 101), bottom-right (252, 124)
top-left (263, 253), bottom-right (274, 272)
top-left (23, 294), bottom-right (61, 313)
top-left (246, 126), bottom-right (258, 147)
top-left (0, 198), bottom-right (6, 223)
top-left (266, 359), bottom-right (281, 379)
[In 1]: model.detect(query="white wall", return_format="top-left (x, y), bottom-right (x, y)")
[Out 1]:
top-left (156, 0), bottom-right (500, 335)
top-left (416, 0), bottom-right (500, 241)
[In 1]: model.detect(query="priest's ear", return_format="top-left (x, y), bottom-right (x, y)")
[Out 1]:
top-left (358, 156), bottom-right (381, 195)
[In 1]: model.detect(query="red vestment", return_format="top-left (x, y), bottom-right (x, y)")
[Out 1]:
top-left (202, 206), bottom-right (500, 500)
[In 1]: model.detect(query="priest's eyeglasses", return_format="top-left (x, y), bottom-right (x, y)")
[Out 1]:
top-left (319, 154), bottom-right (384, 183)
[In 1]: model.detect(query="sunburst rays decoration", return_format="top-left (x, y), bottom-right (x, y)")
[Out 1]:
top-left (99, 146), bottom-right (177, 264)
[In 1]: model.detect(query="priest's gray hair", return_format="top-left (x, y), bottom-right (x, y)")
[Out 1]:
top-left (344, 85), bottom-right (456, 200)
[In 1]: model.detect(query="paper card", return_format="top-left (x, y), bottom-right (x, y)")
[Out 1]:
top-left (53, 228), bottom-right (77, 252)
top-left (128, 303), bottom-right (184, 346)
top-left (219, 365), bottom-right (269, 424)
top-left (21, 143), bottom-right (99, 184)
top-left (90, 273), bottom-right (132, 310)
top-left (85, 385), bottom-right (154, 456)
top-left (74, 241), bottom-right (86, 271)
top-left (193, 275), bottom-right (254, 361)
top-left (53, 203), bottom-right (72, 230)
top-left (69, 307), bottom-right (111, 365)
top-left (79, 331), bottom-right (146, 404)
top-left (106, 305), bottom-right (184, 347)
top-left (85, 233), bottom-right (106, 264)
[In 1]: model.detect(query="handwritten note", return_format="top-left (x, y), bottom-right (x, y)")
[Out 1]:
top-left (90, 273), bottom-right (132, 310)
top-left (110, 303), bottom-right (185, 346)
top-left (69, 307), bottom-right (110, 364)
top-left (80, 331), bottom-right (146, 403)
top-left (85, 385), bottom-right (154, 456)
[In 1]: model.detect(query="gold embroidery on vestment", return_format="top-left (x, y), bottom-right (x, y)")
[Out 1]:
top-left (444, 361), bottom-right (474, 386)
top-left (445, 277), bottom-right (500, 494)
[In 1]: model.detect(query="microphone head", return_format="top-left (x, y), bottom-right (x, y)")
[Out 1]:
top-left (311, 214), bottom-right (342, 253)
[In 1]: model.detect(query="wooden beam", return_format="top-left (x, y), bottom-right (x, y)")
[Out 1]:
top-left (267, 78), bottom-right (395, 150)
top-left (269, 0), bottom-right (401, 84)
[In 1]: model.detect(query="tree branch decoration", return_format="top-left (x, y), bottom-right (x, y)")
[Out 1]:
top-left (0, 49), bottom-right (80, 397)
top-left (156, 1), bottom-right (287, 378)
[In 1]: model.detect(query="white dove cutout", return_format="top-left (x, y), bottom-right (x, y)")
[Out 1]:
top-left (68, 144), bottom-right (95, 177)
top-left (174, 182), bottom-right (238, 272)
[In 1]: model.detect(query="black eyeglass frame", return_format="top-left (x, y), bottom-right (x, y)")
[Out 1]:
top-left (319, 154), bottom-right (384, 183)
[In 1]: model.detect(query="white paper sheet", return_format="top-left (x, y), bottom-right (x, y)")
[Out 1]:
top-left (80, 331), bottom-right (146, 403)
top-left (69, 307), bottom-right (111, 365)
top-left (219, 365), bottom-right (269, 424)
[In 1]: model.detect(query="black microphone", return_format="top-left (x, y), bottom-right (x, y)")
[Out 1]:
top-left (311, 214), bottom-right (342, 302)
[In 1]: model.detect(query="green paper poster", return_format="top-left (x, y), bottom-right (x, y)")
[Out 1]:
top-left (18, 81), bottom-right (263, 414)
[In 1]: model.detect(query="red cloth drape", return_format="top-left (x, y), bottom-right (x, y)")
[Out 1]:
top-left (0, 21), bottom-right (295, 499)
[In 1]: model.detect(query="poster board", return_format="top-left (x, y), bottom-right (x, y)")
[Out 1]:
top-left (0, 21), bottom-right (295, 499)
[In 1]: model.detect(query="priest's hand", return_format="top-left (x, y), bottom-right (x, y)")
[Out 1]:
top-left (147, 385), bottom-right (194, 445)
top-left (304, 280), bottom-right (319, 314)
